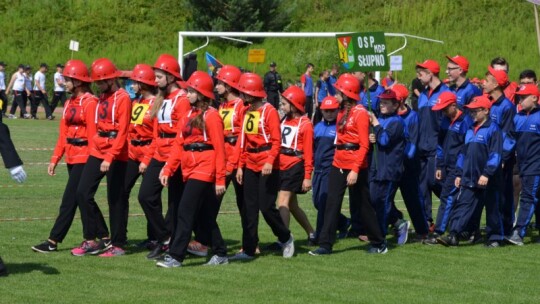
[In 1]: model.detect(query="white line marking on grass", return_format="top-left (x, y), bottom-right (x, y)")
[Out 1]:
top-left (18, 148), bottom-right (54, 151)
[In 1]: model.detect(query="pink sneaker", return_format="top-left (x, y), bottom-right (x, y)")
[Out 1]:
top-left (187, 241), bottom-right (208, 257)
top-left (71, 240), bottom-right (100, 256)
top-left (98, 246), bottom-right (125, 257)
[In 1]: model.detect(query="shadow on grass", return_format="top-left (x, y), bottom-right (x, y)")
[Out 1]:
top-left (5, 262), bottom-right (60, 275)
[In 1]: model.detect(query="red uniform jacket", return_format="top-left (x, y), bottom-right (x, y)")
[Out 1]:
top-left (128, 96), bottom-right (156, 164)
top-left (504, 81), bottom-right (518, 104)
top-left (237, 102), bottom-right (281, 172)
top-left (151, 89), bottom-right (190, 162)
top-left (90, 88), bottom-right (131, 162)
top-left (162, 107), bottom-right (226, 186)
top-left (333, 105), bottom-right (370, 172)
top-left (50, 92), bottom-right (98, 165)
top-left (278, 115), bottom-right (314, 179)
top-left (218, 97), bottom-right (246, 173)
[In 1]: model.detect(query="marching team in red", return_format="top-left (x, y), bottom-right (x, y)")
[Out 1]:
top-left (26, 53), bottom-right (540, 268)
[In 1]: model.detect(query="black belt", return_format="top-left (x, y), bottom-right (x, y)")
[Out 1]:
top-left (247, 144), bottom-right (272, 153)
top-left (131, 139), bottom-right (152, 146)
top-left (280, 148), bottom-right (303, 157)
top-left (183, 143), bottom-right (214, 152)
top-left (224, 135), bottom-right (238, 145)
top-left (159, 132), bottom-right (177, 138)
top-left (336, 143), bottom-right (360, 151)
top-left (66, 138), bottom-right (88, 146)
top-left (98, 131), bottom-right (118, 138)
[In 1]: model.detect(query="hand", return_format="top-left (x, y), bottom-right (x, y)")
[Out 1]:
top-left (215, 185), bottom-right (226, 196)
top-left (261, 163), bottom-right (273, 176)
top-left (454, 177), bottom-right (461, 188)
top-left (48, 163), bottom-right (57, 176)
top-left (159, 169), bottom-right (169, 187)
top-left (9, 165), bottom-right (27, 183)
top-left (369, 133), bottom-right (376, 144)
top-left (41, 90), bottom-right (47, 95)
top-left (346, 170), bottom-right (358, 186)
top-left (301, 179), bottom-right (312, 192)
top-left (236, 168), bottom-right (243, 185)
top-left (100, 160), bottom-right (111, 173)
top-left (435, 169), bottom-right (442, 180)
top-left (478, 175), bottom-right (488, 187)
top-left (368, 112), bottom-right (379, 126)
top-left (226, 170), bottom-right (232, 176)
top-left (139, 162), bottom-right (147, 174)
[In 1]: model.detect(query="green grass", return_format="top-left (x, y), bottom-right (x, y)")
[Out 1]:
top-left (1, 118), bottom-right (540, 303)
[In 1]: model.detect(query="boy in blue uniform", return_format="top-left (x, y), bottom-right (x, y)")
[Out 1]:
top-left (416, 60), bottom-right (450, 230)
top-left (368, 90), bottom-right (407, 244)
top-left (387, 84), bottom-right (430, 242)
top-left (437, 96), bottom-right (504, 247)
top-left (427, 91), bottom-right (472, 244)
top-left (445, 55), bottom-right (482, 110)
top-left (311, 96), bottom-right (349, 242)
top-left (506, 84), bottom-right (540, 245)
top-left (359, 72), bottom-right (385, 117)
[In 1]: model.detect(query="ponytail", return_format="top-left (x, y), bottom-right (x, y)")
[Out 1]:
top-left (190, 96), bottom-right (211, 131)
top-left (339, 99), bottom-right (354, 132)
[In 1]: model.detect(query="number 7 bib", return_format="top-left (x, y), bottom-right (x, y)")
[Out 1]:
top-left (243, 111), bottom-right (260, 135)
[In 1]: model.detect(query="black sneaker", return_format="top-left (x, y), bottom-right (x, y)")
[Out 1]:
top-left (136, 239), bottom-right (159, 250)
top-left (47, 115), bottom-right (55, 120)
top-left (485, 240), bottom-right (501, 248)
top-left (97, 238), bottom-right (112, 252)
top-left (307, 236), bottom-right (318, 246)
top-left (147, 243), bottom-right (169, 260)
top-left (422, 234), bottom-right (439, 245)
top-left (308, 247), bottom-right (332, 256)
top-left (468, 230), bottom-right (484, 244)
top-left (0, 257), bottom-right (7, 277)
top-left (436, 234), bottom-right (459, 247)
top-left (264, 242), bottom-right (282, 251)
top-left (31, 240), bottom-right (58, 253)
top-left (367, 242), bottom-right (388, 254)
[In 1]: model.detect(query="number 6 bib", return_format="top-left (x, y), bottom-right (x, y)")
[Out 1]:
top-left (243, 111), bottom-right (260, 135)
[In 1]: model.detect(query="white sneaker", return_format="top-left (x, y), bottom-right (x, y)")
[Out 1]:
top-left (205, 255), bottom-right (229, 266)
top-left (282, 234), bottom-right (295, 258)
top-left (156, 255), bottom-right (182, 268)
top-left (7, 114), bottom-right (17, 119)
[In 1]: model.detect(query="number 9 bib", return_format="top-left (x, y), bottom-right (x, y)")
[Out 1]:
top-left (243, 111), bottom-right (260, 135)
top-left (131, 104), bottom-right (150, 125)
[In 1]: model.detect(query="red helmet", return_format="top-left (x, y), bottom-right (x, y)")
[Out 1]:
top-left (391, 84), bottom-right (409, 102)
top-left (237, 73), bottom-right (266, 98)
top-left (90, 58), bottom-right (121, 81)
top-left (216, 65), bottom-right (242, 90)
top-left (187, 71), bottom-right (215, 99)
top-left (62, 59), bottom-right (91, 82)
top-left (153, 54), bottom-right (181, 79)
top-left (131, 64), bottom-right (157, 86)
top-left (334, 74), bottom-right (360, 101)
top-left (281, 86), bottom-right (306, 114)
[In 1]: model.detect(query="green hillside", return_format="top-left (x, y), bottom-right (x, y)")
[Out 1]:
top-left (0, 0), bottom-right (537, 83)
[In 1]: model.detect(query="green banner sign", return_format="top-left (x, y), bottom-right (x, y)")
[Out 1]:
top-left (336, 32), bottom-right (389, 72)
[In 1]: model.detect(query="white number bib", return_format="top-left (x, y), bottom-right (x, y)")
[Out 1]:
top-left (281, 125), bottom-right (298, 148)
top-left (158, 99), bottom-right (173, 124)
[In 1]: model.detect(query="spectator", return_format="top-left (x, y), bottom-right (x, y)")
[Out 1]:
top-left (50, 64), bottom-right (66, 113)
top-left (263, 61), bottom-right (283, 109)
top-left (313, 70), bottom-right (330, 124)
top-left (31, 63), bottom-right (54, 120)
top-left (0, 62), bottom-right (7, 118)
top-left (300, 63), bottom-right (315, 119)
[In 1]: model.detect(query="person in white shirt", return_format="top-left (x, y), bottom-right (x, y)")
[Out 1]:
top-left (6, 64), bottom-right (29, 119)
top-left (50, 63), bottom-right (66, 113)
top-left (31, 63), bottom-right (54, 119)
top-left (0, 62), bottom-right (7, 118)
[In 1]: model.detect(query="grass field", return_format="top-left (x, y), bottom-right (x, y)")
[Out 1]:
top-left (1, 116), bottom-right (540, 303)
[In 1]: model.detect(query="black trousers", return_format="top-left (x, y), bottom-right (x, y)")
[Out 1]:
top-left (194, 170), bottom-right (244, 246)
top-left (304, 95), bottom-right (314, 120)
top-left (9, 90), bottom-right (27, 116)
top-left (30, 91), bottom-right (52, 118)
top-left (50, 91), bottom-right (66, 113)
top-left (76, 156), bottom-right (127, 246)
top-left (49, 163), bottom-right (108, 243)
top-left (318, 167), bottom-right (385, 250)
top-left (169, 179), bottom-right (227, 262)
top-left (0, 90), bottom-right (7, 115)
top-left (242, 168), bottom-right (290, 256)
top-left (267, 91), bottom-right (280, 110)
top-left (122, 159), bottom-right (154, 241)
top-left (138, 158), bottom-right (183, 243)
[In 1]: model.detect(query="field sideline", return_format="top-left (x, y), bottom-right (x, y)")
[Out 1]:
top-left (1, 117), bottom-right (539, 303)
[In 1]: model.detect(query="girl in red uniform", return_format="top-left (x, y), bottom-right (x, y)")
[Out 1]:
top-left (121, 64), bottom-right (157, 248)
top-left (231, 73), bottom-right (294, 261)
top-left (309, 74), bottom-right (387, 255)
top-left (156, 71), bottom-right (228, 267)
top-left (71, 58), bottom-right (132, 257)
top-left (277, 86), bottom-right (316, 243)
top-left (31, 60), bottom-right (108, 253)
top-left (138, 54), bottom-right (190, 259)
top-left (187, 65), bottom-right (246, 256)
